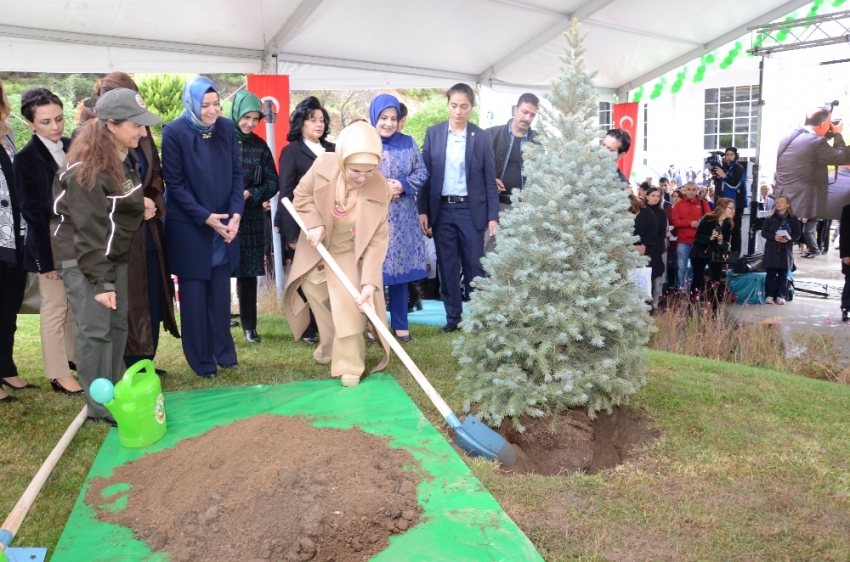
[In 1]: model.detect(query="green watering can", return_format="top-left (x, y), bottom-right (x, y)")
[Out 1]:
top-left (90, 359), bottom-right (167, 448)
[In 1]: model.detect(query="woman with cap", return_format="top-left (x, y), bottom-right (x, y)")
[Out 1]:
top-left (51, 87), bottom-right (160, 424)
top-left (230, 90), bottom-right (279, 343)
top-left (161, 77), bottom-right (244, 378)
top-left (369, 93), bottom-right (428, 342)
top-left (95, 72), bottom-right (180, 373)
top-left (283, 121), bottom-right (392, 387)
top-left (12, 87), bottom-right (81, 395)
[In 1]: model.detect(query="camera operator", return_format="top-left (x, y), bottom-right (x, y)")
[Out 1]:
top-left (711, 147), bottom-right (745, 253)
top-left (775, 106), bottom-right (850, 256)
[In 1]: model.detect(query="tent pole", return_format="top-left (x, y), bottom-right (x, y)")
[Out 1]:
top-left (264, 94), bottom-right (286, 300)
top-left (748, 56), bottom-right (766, 255)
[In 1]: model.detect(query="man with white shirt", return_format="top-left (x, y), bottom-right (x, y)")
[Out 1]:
top-left (418, 83), bottom-right (499, 333)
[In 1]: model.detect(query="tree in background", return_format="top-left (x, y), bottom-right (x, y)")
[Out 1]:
top-left (136, 74), bottom-right (185, 139)
top-left (453, 21), bottom-right (653, 430)
top-left (403, 95), bottom-right (479, 149)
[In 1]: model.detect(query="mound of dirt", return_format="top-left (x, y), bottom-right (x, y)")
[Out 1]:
top-left (86, 415), bottom-right (424, 562)
top-left (499, 407), bottom-right (659, 476)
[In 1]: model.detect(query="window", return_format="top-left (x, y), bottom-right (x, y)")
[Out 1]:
top-left (598, 102), bottom-right (612, 132)
top-left (704, 85), bottom-right (759, 150)
top-left (643, 103), bottom-right (648, 152)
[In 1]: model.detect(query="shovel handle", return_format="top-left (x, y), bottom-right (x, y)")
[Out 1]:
top-left (282, 198), bottom-right (453, 419)
top-left (0, 405), bottom-right (88, 551)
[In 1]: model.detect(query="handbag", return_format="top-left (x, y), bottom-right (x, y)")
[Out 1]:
top-left (18, 272), bottom-right (41, 314)
top-left (711, 250), bottom-right (740, 264)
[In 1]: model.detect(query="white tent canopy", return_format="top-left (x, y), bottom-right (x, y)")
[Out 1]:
top-left (0, 0), bottom-right (814, 96)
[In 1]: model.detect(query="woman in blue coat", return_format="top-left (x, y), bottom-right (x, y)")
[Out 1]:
top-left (162, 77), bottom-right (244, 378)
top-left (369, 94), bottom-right (428, 342)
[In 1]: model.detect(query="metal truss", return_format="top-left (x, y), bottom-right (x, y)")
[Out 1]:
top-left (748, 9), bottom-right (850, 56)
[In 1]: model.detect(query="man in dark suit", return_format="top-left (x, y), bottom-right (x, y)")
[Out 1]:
top-left (840, 204), bottom-right (850, 321)
top-left (776, 106), bottom-right (850, 259)
top-left (418, 83), bottom-right (499, 333)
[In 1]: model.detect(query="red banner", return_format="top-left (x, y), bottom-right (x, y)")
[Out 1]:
top-left (612, 102), bottom-right (639, 180)
top-left (245, 75), bottom-right (290, 170)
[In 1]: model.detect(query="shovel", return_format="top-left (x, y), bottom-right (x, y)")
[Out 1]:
top-left (1, 406), bottom-right (88, 562)
top-left (282, 198), bottom-right (516, 466)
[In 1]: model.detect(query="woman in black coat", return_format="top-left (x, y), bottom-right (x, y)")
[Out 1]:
top-left (12, 88), bottom-right (82, 394)
top-left (690, 197), bottom-right (735, 310)
top-left (0, 82), bottom-right (29, 404)
top-left (760, 195), bottom-right (801, 305)
top-left (230, 91), bottom-right (279, 343)
top-left (644, 187), bottom-right (668, 306)
top-left (628, 193), bottom-right (658, 259)
top-left (275, 96), bottom-right (334, 344)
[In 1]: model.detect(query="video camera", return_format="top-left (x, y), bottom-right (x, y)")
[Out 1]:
top-left (706, 150), bottom-right (725, 179)
top-left (824, 100), bottom-right (841, 139)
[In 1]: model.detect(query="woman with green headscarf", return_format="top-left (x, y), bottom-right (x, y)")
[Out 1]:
top-left (230, 90), bottom-right (279, 343)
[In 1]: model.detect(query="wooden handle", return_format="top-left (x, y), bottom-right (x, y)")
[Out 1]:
top-left (282, 198), bottom-right (453, 418)
top-left (0, 406), bottom-right (88, 550)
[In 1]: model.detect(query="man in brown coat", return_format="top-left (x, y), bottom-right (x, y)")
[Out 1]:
top-left (283, 122), bottom-right (391, 386)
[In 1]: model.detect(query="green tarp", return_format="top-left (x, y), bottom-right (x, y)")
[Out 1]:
top-left (53, 374), bottom-right (542, 561)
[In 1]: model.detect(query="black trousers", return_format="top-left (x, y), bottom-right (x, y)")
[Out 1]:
top-left (0, 263), bottom-right (27, 379)
top-left (842, 275), bottom-right (850, 311)
top-left (764, 268), bottom-right (789, 300)
top-left (237, 276), bottom-right (257, 331)
top-left (690, 256), bottom-right (724, 310)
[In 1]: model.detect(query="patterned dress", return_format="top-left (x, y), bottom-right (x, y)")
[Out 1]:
top-left (380, 135), bottom-right (429, 286)
top-left (232, 133), bottom-right (279, 278)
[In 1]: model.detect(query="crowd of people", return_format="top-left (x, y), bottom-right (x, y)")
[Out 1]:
top-left (2, 71), bottom-right (848, 416)
top-left (628, 170), bottom-right (807, 311)
top-left (0, 75), bottom-right (545, 414)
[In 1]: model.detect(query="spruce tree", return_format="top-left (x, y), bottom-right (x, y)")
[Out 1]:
top-left (454, 21), bottom-right (653, 430)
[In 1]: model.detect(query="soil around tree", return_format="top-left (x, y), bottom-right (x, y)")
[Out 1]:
top-left (85, 415), bottom-right (424, 562)
top-left (498, 407), bottom-right (660, 476)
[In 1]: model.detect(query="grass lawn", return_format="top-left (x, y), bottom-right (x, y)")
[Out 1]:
top-left (2, 313), bottom-right (850, 561)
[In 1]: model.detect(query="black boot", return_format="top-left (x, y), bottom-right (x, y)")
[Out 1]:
top-left (244, 329), bottom-right (261, 343)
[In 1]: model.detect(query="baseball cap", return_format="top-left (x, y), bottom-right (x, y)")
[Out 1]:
top-left (96, 88), bottom-right (162, 126)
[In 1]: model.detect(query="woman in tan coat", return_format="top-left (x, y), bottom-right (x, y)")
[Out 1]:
top-left (283, 122), bottom-right (391, 386)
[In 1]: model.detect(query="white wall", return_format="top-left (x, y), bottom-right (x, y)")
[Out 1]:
top-left (630, 57), bottom-right (760, 183)
top-left (631, 44), bottom-right (850, 186)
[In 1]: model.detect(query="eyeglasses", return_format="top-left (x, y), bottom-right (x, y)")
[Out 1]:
top-left (347, 167), bottom-right (376, 178)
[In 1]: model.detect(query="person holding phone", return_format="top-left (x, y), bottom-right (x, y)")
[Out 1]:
top-left (690, 198), bottom-right (736, 311)
top-left (760, 196), bottom-right (801, 305)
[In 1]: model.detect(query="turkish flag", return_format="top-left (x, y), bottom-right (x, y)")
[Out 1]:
top-left (245, 75), bottom-right (290, 170)
top-left (613, 102), bottom-right (639, 180)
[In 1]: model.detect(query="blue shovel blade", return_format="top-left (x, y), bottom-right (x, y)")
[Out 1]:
top-left (6, 547), bottom-right (48, 562)
top-left (453, 414), bottom-right (517, 466)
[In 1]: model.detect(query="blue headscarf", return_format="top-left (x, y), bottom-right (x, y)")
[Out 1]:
top-left (369, 94), bottom-right (412, 150)
top-left (182, 76), bottom-right (219, 135)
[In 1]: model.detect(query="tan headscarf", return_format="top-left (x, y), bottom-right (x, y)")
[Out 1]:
top-left (334, 121), bottom-right (382, 205)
